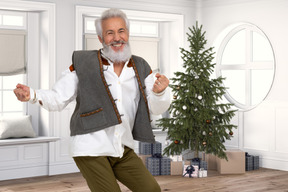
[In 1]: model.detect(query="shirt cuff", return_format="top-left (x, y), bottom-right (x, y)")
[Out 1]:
top-left (29, 88), bottom-right (37, 104)
top-left (152, 89), bottom-right (166, 96)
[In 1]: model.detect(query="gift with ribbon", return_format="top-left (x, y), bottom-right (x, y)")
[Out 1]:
top-left (147, 153), bottom-right (171, 176)
top-left (190, 157), bottom-right (208, 171)
top-left (139, 141), bottom-right (162, 155)
top-left (183, 165), bottom-right (195, 178)
top-left (199, 168), bottom-right (208, 177)
top-left (245, 152), bottom-right (259, 171)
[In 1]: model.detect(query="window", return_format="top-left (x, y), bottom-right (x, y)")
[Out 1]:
top-left (0, 10), bottom-right (26, 29)
top-left (0, 75), bottom-right (25, 116)
top-left (84, 17), bottom-right (160, 72)
top-left (216, 23), bottom-right (275, 110)
top-left (76, 6), bottom-right (183, 90)
top-left (0, 10), bottom-right (27, 117)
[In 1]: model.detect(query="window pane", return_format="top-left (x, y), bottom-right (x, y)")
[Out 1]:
top-left (3, 90), bottom-right (23, 111)
top-left (130, 23), bottom-right (141, 34)
top-left (3, 15), bottom-right (23, 26)
top-left (141, 23), bottom-right (158, 35)
top-left (84, 17), bottom-right (97, 34)
top-left (221, 70), bottom-right (246, 105)
top-left (251, 70), bottom-right (274, 105)
top-left (222, 29), bottom-right (246, 65)
top-left (86, 20), bottom-right (95, 31)
top-left (129, 21), bottom-right (158, 37)
top-left (3, 74), bottom-right (24, 89)
top-left (252, 32), bottom-right (274, 62)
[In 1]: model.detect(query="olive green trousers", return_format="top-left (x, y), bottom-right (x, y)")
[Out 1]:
top-left (73, 147), bottom-right (161, 192)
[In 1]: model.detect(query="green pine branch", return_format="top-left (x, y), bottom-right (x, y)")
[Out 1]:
top-left (157, 21), bottom-right (238, 160)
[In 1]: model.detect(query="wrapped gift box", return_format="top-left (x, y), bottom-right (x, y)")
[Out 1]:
top-left (147, 156), bottom-right (171, 176)
top-left (190, 158), bottom-right (208, 170)
top-left (138, 154), bottom-right (151, 167)
top-left (245, 155), bottom-right (253, 171)
top-left (191, 165), bottom-right (199, 177)
top-left (206, 154), bottom-right (217, 170)
top-left (183, 165), bottom-right (192, 177)
top-left (253, 156), bottom-right (259, 170)
top-left (170, 161), bottom-right (190, 176)
top-left (216, 149), bottom-right (245, 174)
top-left (170, 155), bottom-right (183, 162)
top-left (199, 168), bottom-right (207, 178)
top-left (139, 141), bottom-right (162, 155)
top-left (200, 161), bottom-right (208, 170)
top-left (245, 153), bottom-right (260, 171)
top-left (183, 165), bottom-right (199, 178)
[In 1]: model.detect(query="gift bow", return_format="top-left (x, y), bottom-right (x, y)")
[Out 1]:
top-left (192, 157), bottom-right (200, 162)
top-left (152, 153), bottom-right (162, 158)
top-left (183, 165), bottom-right (195, 178)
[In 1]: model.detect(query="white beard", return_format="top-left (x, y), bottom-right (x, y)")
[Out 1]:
top-left (102, 41), bottom-right (132, 63)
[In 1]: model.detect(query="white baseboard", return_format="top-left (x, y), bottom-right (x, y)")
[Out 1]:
top-left (262, 157), bottom-right (288, 171)
top-left (49, 162), bottom-right (79, 176)
top-left (0, 166), bottom-right (48, 181)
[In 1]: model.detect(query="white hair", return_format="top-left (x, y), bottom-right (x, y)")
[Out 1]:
top-left (95, 8), bottom-right (130, 38)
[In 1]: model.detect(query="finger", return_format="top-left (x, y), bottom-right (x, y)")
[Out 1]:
top-left (16, 84), bottom-right (28, 92)
top-left (16, 83), bottom-right (24, 88)
top-left (156, 79), bottom-right (161, 85)
top-left (155, 73), bottom-right (161, 78)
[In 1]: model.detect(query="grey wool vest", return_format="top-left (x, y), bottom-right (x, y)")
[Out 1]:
top-left (70, 50), bottom-right (155, 143)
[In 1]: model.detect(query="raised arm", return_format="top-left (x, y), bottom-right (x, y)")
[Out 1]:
top-left (145, 73), bottom-right (170, 115)
top-left (13, 69), bottom-right (78, 111)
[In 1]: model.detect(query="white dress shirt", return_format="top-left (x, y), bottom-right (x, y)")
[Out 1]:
top-left (31, 58), bottom-right (170, 158)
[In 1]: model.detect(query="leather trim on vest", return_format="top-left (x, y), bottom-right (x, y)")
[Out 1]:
top-left (97, 51), bottom-right (122, 124)
top-left (130, 57), bottom-right (151, 122)
top-left (80, 107), bottom-right (103, 117)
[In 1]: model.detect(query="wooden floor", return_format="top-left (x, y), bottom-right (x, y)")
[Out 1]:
top-left (0, 168), bottom-right (288, 192)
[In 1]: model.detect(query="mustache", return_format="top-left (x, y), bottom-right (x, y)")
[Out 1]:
top-left (107, 40), bottom-right (127, 46)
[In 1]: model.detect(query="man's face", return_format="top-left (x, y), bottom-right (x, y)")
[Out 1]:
top-left (98, 17), bottom-right (129, 53)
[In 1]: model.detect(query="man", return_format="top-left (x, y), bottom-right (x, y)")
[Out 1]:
top-left (14, 8), bottom-right (170, 192)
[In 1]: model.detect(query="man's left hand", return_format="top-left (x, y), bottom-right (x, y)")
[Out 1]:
top-left (152, 73), bottom-right (169, 94)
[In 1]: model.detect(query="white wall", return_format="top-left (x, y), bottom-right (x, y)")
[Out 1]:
top-left (200, 0), bottom-right (288, 171)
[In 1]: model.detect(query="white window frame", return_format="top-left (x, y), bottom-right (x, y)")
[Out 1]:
top-left (84, 17), bottom-right (159, 38)
top-left (215, 23), bottom-right (275, 110)
top-left (0, 11), bottom-right (27, 117)
top-left (0, 1), bottom-right (56, 136)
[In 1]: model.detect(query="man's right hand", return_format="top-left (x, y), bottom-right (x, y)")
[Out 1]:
top-left (14, 84), bottom-right (31, 102)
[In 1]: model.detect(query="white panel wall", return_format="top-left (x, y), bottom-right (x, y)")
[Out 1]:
top-left (243, 105), bottom-right (273, 151)
top-left (0, 143), bottom-right (49, 180)
top-left (201, 0), bottom-right (288, 171)
top-left (275, 107), bottom-right (288, 154)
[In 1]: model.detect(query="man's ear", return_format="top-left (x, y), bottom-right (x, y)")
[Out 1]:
top-left (98, 36), bottom-right (103, 43)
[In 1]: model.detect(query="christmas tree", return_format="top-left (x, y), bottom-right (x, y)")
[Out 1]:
top-left (157, 22), bottom-right (237, 160)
